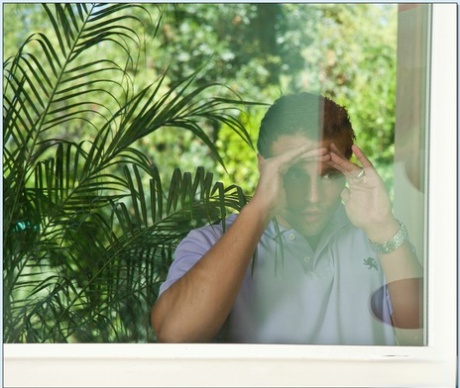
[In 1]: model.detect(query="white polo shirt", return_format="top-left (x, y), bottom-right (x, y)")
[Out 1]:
top-left (159, 205), bottom-right (396, 345)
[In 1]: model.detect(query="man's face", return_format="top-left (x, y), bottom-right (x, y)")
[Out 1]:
top-left (270, 134), bottom-right (348, 239)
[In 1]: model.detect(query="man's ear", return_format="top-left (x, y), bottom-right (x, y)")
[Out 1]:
top-left (257, 154), bottom-right (265, 172)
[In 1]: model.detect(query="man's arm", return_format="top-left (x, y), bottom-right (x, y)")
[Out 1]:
top-left (366, 220), bottom-right (423, 345)
top-left (330, 144), bottom-right (423, 344)
top-left (151, 144), bottom-right (329, 342)
top-left (151, 200), bottom-right (270, 343)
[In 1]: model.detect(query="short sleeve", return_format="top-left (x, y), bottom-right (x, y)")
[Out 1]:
top-left (158, 220), bottom-right (230, 295)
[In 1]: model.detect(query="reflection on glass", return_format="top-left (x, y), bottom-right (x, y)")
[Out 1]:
top-left (4, 3), bottom-right (429, 346)
top-left (152, 4), bottom-right (429, 346)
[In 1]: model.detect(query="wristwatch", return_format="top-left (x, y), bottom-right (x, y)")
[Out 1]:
top-left (368, 221), bottom-right (408, 254)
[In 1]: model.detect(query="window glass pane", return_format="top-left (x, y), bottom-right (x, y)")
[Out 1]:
top-left (151, 4), bottom-right (429, 346)
top-left (4, 3), bottom-right (429, 347)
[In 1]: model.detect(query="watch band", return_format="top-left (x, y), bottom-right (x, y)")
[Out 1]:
top-left (368, 221), bottom-right (408, 254)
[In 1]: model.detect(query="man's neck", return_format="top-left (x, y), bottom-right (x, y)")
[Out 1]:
top-left (274, 214), bottom-right (323, 251)
top-left (306, 234), bottom-right (322, 251)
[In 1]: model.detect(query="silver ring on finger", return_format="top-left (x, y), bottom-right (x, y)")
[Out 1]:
top-left (352, 168), bottom-right (365, 181)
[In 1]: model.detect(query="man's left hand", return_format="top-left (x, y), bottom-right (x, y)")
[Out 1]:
top-left (329, 143), bottom-right (399, 243)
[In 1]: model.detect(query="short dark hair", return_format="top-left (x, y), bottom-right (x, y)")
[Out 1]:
top-left (257, 92), bottom-right (356, 158)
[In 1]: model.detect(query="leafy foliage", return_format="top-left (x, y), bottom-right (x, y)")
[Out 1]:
top-left (3, 3), bottom-right (251, 342)
top-left (4, 3), bottom-right (399, 342)
top-left (4, 3), bottom-right (398, 193)
top-left (145, 3), bottom-right (397, 191)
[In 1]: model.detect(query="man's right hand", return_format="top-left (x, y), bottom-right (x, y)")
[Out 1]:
top-left (253, 143), bottom-right (330, 220)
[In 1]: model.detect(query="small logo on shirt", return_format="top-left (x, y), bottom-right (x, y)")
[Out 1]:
top-left (363, 257), bottom-right (378, 271)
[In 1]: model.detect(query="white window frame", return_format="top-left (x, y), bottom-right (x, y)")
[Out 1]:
top-left (4, 3), bottom-right (457, 387)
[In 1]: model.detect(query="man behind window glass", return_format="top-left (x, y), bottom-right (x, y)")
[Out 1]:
top-left (151, 92), bottom-right (423, 345)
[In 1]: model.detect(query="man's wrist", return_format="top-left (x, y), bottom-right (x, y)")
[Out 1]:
top-left (364, 217), bottom-right (400, 244)
top-left (242, 199), bottom-right (275, 226)
top-left (368, 220), bottom-right (409, 254)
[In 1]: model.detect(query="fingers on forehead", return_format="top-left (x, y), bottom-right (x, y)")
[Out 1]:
top-left (352, 144), bottom-right (373, 168)
top-left (329, 151), bottom-right (354, 173)
top-left (286, 145), bottom-right (326, 161)
top-left (271, 145), bottom-right (309, 170)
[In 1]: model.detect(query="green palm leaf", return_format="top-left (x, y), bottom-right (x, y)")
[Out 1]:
top-left (4, 4), bottom-right (257, 343)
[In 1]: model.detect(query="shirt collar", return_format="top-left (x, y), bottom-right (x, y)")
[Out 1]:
top-left (264, 203), bottom-right (350, 242)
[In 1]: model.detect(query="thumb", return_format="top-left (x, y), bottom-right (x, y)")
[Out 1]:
top-left (341, 187), bottom-right (351, 203)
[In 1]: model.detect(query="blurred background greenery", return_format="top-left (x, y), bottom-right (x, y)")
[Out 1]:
top-left (4, 3), bottom-right (397, 193)
top-left (3, 3), bottom-right (398, 343)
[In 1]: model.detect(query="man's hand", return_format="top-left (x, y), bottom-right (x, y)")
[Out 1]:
top-left (253, 144), bottom-right (330, 219)
top-left (329, 143), bottom-right (399, 242)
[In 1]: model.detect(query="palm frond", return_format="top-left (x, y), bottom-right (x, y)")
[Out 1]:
top-left (4, 3), bottom-right (256, 343)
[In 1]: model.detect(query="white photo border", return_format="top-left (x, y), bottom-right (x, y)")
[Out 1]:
top-left (4, 3), bottom-right (458, 387)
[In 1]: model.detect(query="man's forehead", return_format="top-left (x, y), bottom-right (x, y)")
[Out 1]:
top-left (271, 134), bottom-right (347, 155)
top-left (291, 159), bottom-right (335, 173)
